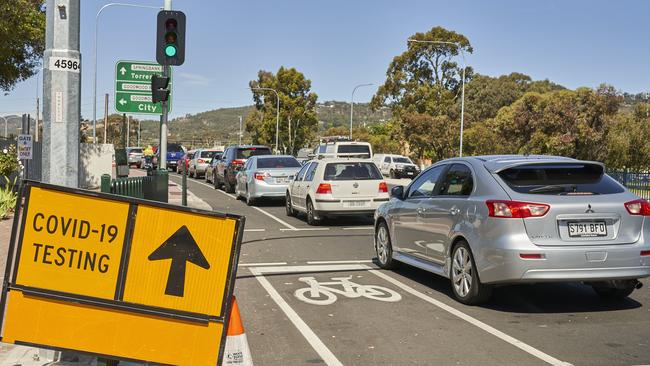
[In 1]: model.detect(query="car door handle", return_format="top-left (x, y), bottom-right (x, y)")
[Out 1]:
top-left (450, 207), bottom-right (460, 216)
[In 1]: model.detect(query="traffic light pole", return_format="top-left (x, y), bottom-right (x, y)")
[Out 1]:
top-left (158, 0), bottom-right (172, 170)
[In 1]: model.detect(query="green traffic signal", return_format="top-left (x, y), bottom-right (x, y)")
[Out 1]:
top-left (165, 44), bottom-right (177, 57)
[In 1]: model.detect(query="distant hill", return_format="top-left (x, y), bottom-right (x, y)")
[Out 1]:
top-left (137, 101), bottom-right (392, 148)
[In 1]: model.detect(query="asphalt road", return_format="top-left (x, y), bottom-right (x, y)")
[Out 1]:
top-left (170, 173), bottom-right (650, 366)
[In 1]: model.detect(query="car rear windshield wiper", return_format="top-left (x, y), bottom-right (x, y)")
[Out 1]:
top-left (528, 184), bottom-right (577, 194)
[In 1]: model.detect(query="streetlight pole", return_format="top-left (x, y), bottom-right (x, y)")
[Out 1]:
top-left (238, 115), bottom-right (243, 144)
top-left (1, 116), bottom-right (22, 138)
top-left (92, 3), bottom-right (160, 143)
top-left (250, 87), bottom-right (280, 153)
top-left (408, 39), bottom-right (467, 157)
top-left (350, 83), bottom-right (373, 140)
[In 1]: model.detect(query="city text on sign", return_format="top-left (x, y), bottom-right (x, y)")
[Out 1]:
top-left (0, 181), bottom-right (244, 365)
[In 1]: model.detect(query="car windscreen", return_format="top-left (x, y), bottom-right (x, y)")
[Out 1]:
top-left (200, 151), bottom-right (217, 158)
top-left (168, 144), bottom-right (184, 153)
top-left (394, 157), bottom-right (412, 164)
top-left (324, 162), bottom-right (383, 181)
top-left (257, 157), bottom-right (301, 169)
top-left (497, 163), bottom-right (624, 195)
top-left (236, 147), bottom-right (272, 159)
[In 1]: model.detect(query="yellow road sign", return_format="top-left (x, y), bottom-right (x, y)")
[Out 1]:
top-left (0, 181), bottom-right (244, 366)
top-left (15, 187), bottom-right (130, 299)
top-left (123, 205), bottom-right (237, 317)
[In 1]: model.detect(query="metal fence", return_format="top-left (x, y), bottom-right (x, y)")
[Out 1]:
top-left (100, 170), bottom-right (168, 202)
top-left (608, 170), bottom-right (650, 200)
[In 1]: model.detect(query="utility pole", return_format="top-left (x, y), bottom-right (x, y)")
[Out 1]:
top-left (238, 115), bottom-right (242, 144)
top-left (138, 119), bottom-right (141, 147)
top-left (158, 0), bottom-right (172, 170)
top-left (35, 97), bottom-right (40, 142)
top-left (42, 0), bottom-right (81, 187)
top-left (103, 93), bottom-right (108, 144)
top-left (126, 115), bottom-right (130, 147)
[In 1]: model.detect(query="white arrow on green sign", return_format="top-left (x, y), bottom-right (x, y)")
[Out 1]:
top-left (114, 60), bottom-right (172, 115)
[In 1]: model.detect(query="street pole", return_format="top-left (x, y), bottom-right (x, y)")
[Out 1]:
top-left (42, 0), bottom-right (81, 187)
top-left (159, 0), bottom-right (172, 170)
top-left (238, 115), bottom-right (242, 144)
top-left (93, 3), bottom-right (160, 144)
top-left (407, 39), bottom-right (467, 156)
top-left (126, 115), bottom-right (130, 147)
top-left (250, 87), bottom-right (279, 153)
top-left (350, 83), bottom-right (373, 140)
top-left (138, 119), bottom-right (141, 147)
top-left (103, 93), bottom-right (108, 144)
top-left (35, 69), bottom-right (40, 142)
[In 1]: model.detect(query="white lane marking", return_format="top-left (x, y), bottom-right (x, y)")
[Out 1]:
top-left (306, 260), bottom-right (373, 265)
top-left (341, 226), bottom-right (373, 230)
top-left (370, 270), bottom-right (573, 366)
top-left (254, 264), bottom-right (367, 275)
top-left (294, 275), bottom-right (401, 305)
top-left (250, 267), bottom-right (344, 366)
top-left (280, 228), bottom-right (330, 232)
top-left (239, 262), bottom-right (287, 267)
top-left (244, 229), bottom-right (266, 232)
top-left (250, 206), bottom-right (297, 230)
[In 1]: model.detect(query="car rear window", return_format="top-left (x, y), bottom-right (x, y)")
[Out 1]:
top-left (168, 144), bottom-right (184, 153)
top-left (257, 157), bottom-right (301, 169)
top-left (498, 163), bottom-right (624, 195)
top-left (236, 147), bottom-right (272, 159)
top-left (200, 151), bottom-right (217, 158)
top-left (324, 162), bottom-right (382, 181)
top-left (337, 145), bottom-right (371, 157)
top-left (129, 148), bottom-right (143, 153)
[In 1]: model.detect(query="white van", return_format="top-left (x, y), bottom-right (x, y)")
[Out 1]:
top-left (372, 154), bottom-right (420, 179)
top-left (314, 138), bottom-right (373, 159)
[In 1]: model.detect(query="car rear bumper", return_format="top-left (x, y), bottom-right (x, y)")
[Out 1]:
top-left (478, 242), bottom-right (650, 284)
top-left (249, 182), bottom-right (288, 198)
top-left (313, 198), bottom-right (386, 215)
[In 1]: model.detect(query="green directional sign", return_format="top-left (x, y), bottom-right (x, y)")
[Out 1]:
top-left (114, 60), bottom-right (172, 115)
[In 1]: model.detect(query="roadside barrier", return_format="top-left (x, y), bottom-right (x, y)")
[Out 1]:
top-left (100, 169), bottom-right (168, 202)
top-left (223, 296), bottom-right (254, 366)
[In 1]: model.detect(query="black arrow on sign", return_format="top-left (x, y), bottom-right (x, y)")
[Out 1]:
top-left (148, 225), bottom-right (210, 297)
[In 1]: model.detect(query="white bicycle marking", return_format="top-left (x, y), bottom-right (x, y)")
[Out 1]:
top-left (294, 276), bottom-right (402, 305)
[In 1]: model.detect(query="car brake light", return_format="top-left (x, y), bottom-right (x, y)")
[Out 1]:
top-left (486, 200), bottom-right (549, 218)
top-left (641, 250), bottom-right (650, 256)
top-left (316, 183), bottom-right (332, 194)
top-left (379, 181), bottom-right (388, 193)
top-left (198, 159), bottom-right (205, 164)
top-left (625, 199), bottom-right (650, 216)
top-left (232, 159), bottom-right (245, 166)
top-left (254, 172), bottom-right (270, 181)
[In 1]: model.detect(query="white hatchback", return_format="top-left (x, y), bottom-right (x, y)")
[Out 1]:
top-left (285, 158), bottom-right (390, 225)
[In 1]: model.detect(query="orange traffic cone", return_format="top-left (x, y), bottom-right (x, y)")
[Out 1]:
top-left (222, 296), bottom-right (254, 365)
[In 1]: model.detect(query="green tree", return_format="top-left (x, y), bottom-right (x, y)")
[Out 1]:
top-left (607, 104), bottom-right (650, 171)
top-left (248, 67), bottom-right (318, 155)
top-left (0, 0), bottom-right (45, 91)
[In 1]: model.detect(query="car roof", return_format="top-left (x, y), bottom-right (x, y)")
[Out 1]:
top-left (306, 158), bottom-right (375, 164)
top-left (226, 144), bottom-right (271, 149)
top-left (444, 155), bottom-right (602, 173)
top-left (255, 154), bottom-right (296, 159)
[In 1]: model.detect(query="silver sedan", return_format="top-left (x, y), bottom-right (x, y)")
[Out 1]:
top-left (235, 155), bottom-right (302, 206)
top-left (374, 155), bottom-right (650, 304)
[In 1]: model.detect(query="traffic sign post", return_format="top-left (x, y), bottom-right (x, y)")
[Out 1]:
top-left (0, 181), bottom-right (244, 366)
top-left (17, 134), bottom-right (33, 160)
top-left (114, 60), bottom-right (172, 115)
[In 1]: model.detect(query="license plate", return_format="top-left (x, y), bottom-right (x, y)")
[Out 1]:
top-left (568, 221), bottom-right (607, 237)
top-left (344, 200), bottom-right (370, 208)
top-left (407, 171), bottom-right (414, 175)
top-left (275, 178), bottom-right (288, 184)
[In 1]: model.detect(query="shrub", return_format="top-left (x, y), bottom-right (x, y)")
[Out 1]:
top-left (0, 176), bottom-right (18, 219)
top-left (0, 145), bottom-right (21, 178)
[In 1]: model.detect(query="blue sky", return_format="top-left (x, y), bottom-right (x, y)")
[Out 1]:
top-left (1, 0), bottom-right (649, 119)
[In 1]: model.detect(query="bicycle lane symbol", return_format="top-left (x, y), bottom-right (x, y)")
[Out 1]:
top-left (294, 275), bottom-right (402, 305)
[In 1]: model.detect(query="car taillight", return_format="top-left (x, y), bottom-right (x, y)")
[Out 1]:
top-left (232, 159), bottom-right (245, 166)
top-left (316, 183), bottom-right (332, 194)
top-left (625, 199), bottom-right (650, 216)
top-left (379, 181), bottom-right (388, 193)
top-left (486, 200), bottom-right (549, 218)
top-left (254, 172), bottom-right (270, 181)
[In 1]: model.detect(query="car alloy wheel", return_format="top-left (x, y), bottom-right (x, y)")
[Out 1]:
top-left (450, 241), bottom-right (492, 305)
top-left (375, 222), bottom-right (395, 269)
top-left (389, 169), bottom-right (395, 179)
top-left (306, 199), bottom-right (319, 226)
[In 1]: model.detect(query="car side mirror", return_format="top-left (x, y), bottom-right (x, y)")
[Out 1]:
top-left (391, 185), bottom-right (405, 200)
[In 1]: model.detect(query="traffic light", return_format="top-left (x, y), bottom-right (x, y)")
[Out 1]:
top-left (156, 10), bottom-right (186, 66)
top-left (151, 74), bottom-right (170, 103)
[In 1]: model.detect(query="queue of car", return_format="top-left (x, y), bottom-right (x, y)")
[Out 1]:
top-left (130, 140), bottom-right (650, 305)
